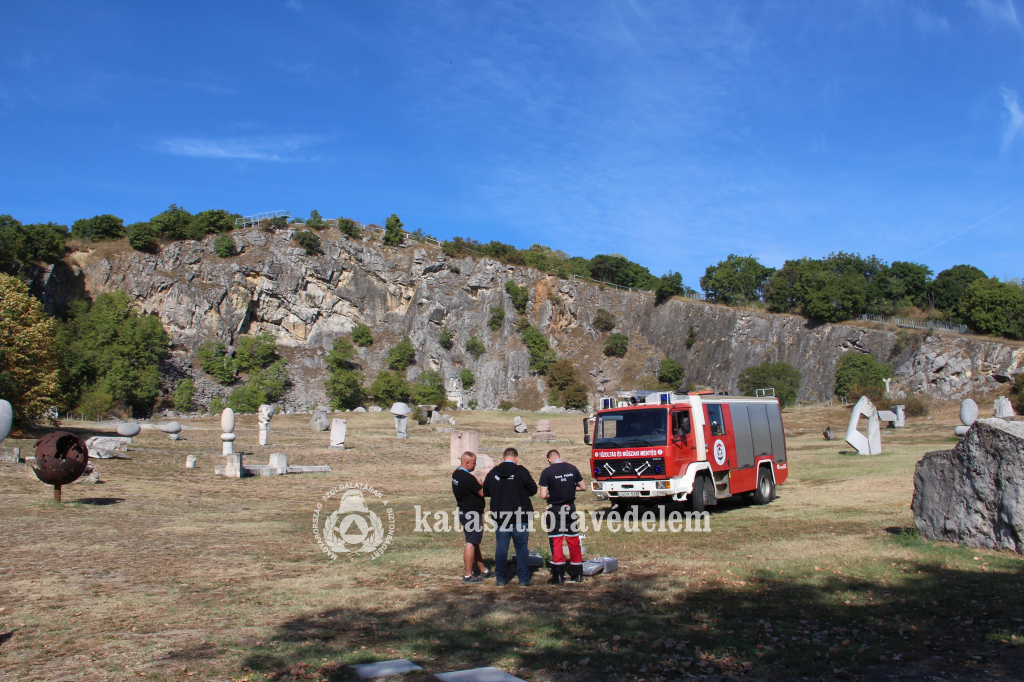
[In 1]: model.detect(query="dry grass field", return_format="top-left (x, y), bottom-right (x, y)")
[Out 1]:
top-left (1, 403), bottom-right (1022, 682)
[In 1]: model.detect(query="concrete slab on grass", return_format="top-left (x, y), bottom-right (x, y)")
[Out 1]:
top-left (434, 667), bottom-right (526, 682)
top-left (350, 659), bottom-right (423, 678)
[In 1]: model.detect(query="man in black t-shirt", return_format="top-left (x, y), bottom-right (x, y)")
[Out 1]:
top-left (452, 451), bottom-right (492, 584)
top-left (539, 449), bottom-right (586, 584)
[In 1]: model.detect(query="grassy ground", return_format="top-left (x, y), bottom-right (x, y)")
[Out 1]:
top-left (1, 405), bottom-right (1022, 682)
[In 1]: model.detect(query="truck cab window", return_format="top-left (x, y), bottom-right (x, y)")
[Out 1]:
top-left (707, 404), bottom-right (726, 436)
top-left (672, 411), bottom-right (690, 440)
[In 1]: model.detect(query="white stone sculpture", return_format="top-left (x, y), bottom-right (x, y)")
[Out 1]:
top-left (308, 405), bottom-right (330, 431)
top-left (353, 406), bottom-right (367, 413)
top-left (330, 418), bottom-right (347, 449)
top-left (368, 406), bottom-right (383, 412)
top-left (883, 378), bottom-right (892, 396)
top-left (258, 404), bottom-right (275, 446)
top-left (994, 396), bottom-right (1016, 419)
top-left (117, 422), bottom-right (141, 438)
top-left (513, 416), bottom-right (528, 434)
top-left (955, 398), bottom-right (979, 437)
top-left (221, 408), bottom-right (236, 456)
top-left (450, 430), bottom-right (480, 466)
top-left (160, 422), bottom-right (181, 440)
top-left (185, 454), bottom-right (197, 469)
top-left (390, 402), bottom-right (411, 439)
top-left (0, 400), bottom-right (11, 444)
top-left (845, 396), bottom-right (882, 455)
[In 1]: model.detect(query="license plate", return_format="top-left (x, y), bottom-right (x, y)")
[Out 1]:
top-left (617, 492), bottom-right (641, 497)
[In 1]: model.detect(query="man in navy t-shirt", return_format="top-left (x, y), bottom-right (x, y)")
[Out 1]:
top-left (451, 451), bottom-right (491, 584)
top-left (539, 449), bottom-right (586, 584)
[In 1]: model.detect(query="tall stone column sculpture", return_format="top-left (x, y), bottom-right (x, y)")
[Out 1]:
top-left (330, 418), bottom-right (347, 449)
top-left (954, 399), bottom-right (978, 437)
top-left (390, 402), bottom-right (411, 439)
top-left (221, 408), bottom-right (242, 477)
top-left (845, 396), bottom-right (882, 455)
top-left (258, 404), bottom-right (275, 446)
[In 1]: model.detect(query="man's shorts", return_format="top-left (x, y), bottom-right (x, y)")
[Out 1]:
top-left (543, 503), bottom-right (579, 536)
top-left (459, 510), bottom-right (483, 545)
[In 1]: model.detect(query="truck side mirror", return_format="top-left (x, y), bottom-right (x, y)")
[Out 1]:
top-left (584, 435), bottom-right (591, 445)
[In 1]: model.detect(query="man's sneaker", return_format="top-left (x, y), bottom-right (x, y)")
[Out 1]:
top-left (495, 580), bottom-right (508, 587)
top-left (462, 575), bottom-right (483, 584)
top-left (477, 570), bottom-right (495, 580)
top-left (570, 574), bottom-right (583, 583)
top-left (519, 579), bottom-right (533, 587)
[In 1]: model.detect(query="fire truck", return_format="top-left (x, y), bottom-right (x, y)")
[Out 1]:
top-left (583, 390), bottom-right (788, 510)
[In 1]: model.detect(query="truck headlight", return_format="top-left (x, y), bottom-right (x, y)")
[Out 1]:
top-left (655, 480), bottom-right (671, 490)
top-left (592, 481), bottom-right (603, 491)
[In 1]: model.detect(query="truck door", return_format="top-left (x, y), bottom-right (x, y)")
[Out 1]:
top-left (670, 409), bottom-right (696, 475)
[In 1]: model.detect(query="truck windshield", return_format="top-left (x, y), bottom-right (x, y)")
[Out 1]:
top-left (593, 408), bottom-right (668, 448)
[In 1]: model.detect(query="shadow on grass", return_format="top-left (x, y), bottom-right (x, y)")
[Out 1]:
top-left (0, 631), bottom-right (13, 649)
top-left (76, 497), bottom-right (125, 506)
top-left (242, 536), bottom-right (1024, 681)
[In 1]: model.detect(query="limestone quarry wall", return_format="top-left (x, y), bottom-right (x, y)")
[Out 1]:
top-left (47, 229), bottom-right (1022, 411)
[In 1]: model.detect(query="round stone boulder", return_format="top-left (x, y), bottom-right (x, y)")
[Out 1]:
top-left (117, 422), bottom-right (141, 437)
top-left (960, 399), bottom-right (979, 426)
top-left (159, 422), bottom-right (182, 434)
top-left (0, 399), bottom-right (12, 444)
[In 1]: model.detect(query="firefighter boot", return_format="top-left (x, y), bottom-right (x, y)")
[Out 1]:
top-left (547, 565), bottom-right (565, 585)
top-left (566, 564), bottom-right (584, 583)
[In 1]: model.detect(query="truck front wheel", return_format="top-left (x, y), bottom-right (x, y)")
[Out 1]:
top-left (753, 467), bottom-right (775, 505)
top-left (687, 476), bottom-right (706, 513)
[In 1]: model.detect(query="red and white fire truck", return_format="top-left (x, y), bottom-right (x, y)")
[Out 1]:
top-left (584, 390), bottom-right (788, 510)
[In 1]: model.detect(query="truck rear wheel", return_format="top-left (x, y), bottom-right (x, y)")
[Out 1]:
top-left (753, 467), bottom-right (775, 505)
top-left (687, 476), bottom-right (706, 513)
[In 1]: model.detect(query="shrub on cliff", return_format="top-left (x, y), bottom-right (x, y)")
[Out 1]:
top-left (658, 358), bottom-right (686, 389)
top-left (833, 353), bottom-right (890, 402)
top-left (604, 333), bottom-right (629, 358)
top-left (465, 336), bottom-right (486, 360)
top-left (227, 360), bottom-right (287, 413)
top-left (0, 274), bottom-right (61, 424)
top-left (325, 338), bottom-right (365, 410)
top-left (383, 214), bottom-right (404, 246)
top-left (294, 230), bottom-right (321, 255)
top-left (197, 341), bottom-right (237, 384)
top-left (520, 324), bottom-right (556, 373)
top-left (488, 307), bottom-right (506, 331)
top-left (1010, 374), bottom-right (1024, 415)
top-left (351, 323), bottom-right (374, 347)
top-left (214, 233), bottom-right (236, 258)
top-left (57, 291), bottom-right (168, 417)
top-left (439, 326), bottom-right (455, 350)
top-left (700, 254), bottom-right (773, 306)
top-left (737, 361), bottom-right (802, 407)
top-left (387, 337), bottom-right (416, 370)
top-left (71, 214), bottom-right (125, 241)
top-left (593, 308), bottom-right (616, 332)
top-left (174, 378), bottom-right (195, 412)
top-left (127, 222), bottom-right (158, 253)
top-left (306, 210), bottom-right (326, 229)
top-left (338, 217), bottom-right (361, 239)
top-left (460, 368), bottom-right (475, 388)
top-left (412, 370), bottom-right (447, 406)
top-left (370, 370), bottom-right (411, 405)
top-left (959, 278), bottom-right (1024, 339)
top-left (0, 215), bottom-right (67, 272)
top-left (505, 281), bottom-right (529, 314)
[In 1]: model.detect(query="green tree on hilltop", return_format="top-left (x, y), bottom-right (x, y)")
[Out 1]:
top-left (383, 214), bottom-right (404, 246)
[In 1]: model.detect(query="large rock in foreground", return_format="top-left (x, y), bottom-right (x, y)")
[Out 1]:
top-left (912, 419), bottom-right (1024, 554)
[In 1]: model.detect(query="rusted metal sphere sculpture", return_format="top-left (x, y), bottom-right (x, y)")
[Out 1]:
top-left (32, 431), bottom-right (89, 502)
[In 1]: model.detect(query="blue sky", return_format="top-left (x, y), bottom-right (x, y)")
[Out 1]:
top-left (1, 1), bottom-right (1022, 286)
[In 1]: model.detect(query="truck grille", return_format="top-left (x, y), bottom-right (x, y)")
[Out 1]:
top-left (593, 457), bottom-right (665, 478)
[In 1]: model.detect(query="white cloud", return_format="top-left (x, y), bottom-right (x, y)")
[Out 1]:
top-left (1001, 87), bottom-right (1024, 149)
top-left (153, 134), bottom-right (327, 161)
top-left (968, 0), bottom-right (1020, 30)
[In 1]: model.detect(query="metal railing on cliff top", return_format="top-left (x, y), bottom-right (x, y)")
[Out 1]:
top-left (858, 314), bottom-right (969, 335)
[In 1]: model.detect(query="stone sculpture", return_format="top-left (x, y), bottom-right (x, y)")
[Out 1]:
top-left (221, 408), bottom-right (236, 456)
top-left (308, 406), bottom-right (330, 431)
top-left (878, 405), bottom-right (905, 428)
top-left (160, 422), bottom-right (181, 441)
top-left (954, 398), bottom-right (978, 437)
top-left (353, 406), bottom-right (367, 413)
top-left (912, 418), bottom-right (1024, 554)
top-left (85, 436), bottom-right (132, 459)
top-left (513, 416), bottom-right (528, 434)
top-left (823, 425), bottom-right (837, 441)
top-left (883, 378), bottom-right (892, 396)
top-left (390, 402), bottom-right (411, 439)
top-left (330, 419), bottom-right (347, 449)
top-left (217, 451), bottom-right (330, 477)
top-left (450, 430), bottom-right (480, 466)
top-left (994, 396), bottom-right (1016, 419)
top-left (258, 404), bottom-right (275, 446)
top-left (185, 454), bottom-right (197, 469)
top-left (116, 422), bottom-right (141, 438)
top-left (0, 399), bottom-right (11, 444)
top-left (845, 396), bottom-right (881, 455)
top-left (368, 406), bottom-right (383, 412)
top-left (532, 419), bottom-right (557, 441)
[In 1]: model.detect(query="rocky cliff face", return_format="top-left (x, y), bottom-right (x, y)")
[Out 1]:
top-left (62, 229), bottom-right (1022, 411)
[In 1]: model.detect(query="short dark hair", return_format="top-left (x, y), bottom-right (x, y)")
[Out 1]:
top-left (503, 447), bottom-right (519, 460)
top-left (546, 449), bottom-right (560, 459)
top-left (461, 451), bottom-right (476, 459)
